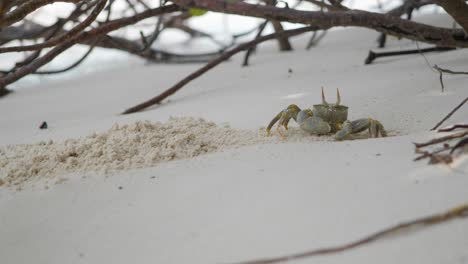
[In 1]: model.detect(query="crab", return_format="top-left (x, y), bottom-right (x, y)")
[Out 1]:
top-left (266, 88), bottom-right (387, 140)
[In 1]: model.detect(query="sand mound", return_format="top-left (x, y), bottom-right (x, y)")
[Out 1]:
top-left (0, 117), bottom-right (332, 188)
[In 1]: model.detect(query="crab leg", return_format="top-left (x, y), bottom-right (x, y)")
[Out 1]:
top-left (335, 118), bottom-right (387, 140)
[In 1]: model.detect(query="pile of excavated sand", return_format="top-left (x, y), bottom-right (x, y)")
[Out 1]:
top-left (0, 117), bottom-right (331, 188)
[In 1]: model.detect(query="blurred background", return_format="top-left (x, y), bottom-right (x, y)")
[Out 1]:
top-left (0, 0), bottom-right (445, 89)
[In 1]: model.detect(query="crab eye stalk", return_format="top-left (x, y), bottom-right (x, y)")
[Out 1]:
top-left (321, 87), bottom-right (328, 105)
top-left (336, 88), bottom-right (341, 105)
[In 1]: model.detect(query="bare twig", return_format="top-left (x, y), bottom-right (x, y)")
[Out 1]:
top-left (306, 30), bottom-right (326, 49)
top-left (122, 26), bottom-right (318, 114)
top-left (172, 0), bottom-right (468, 48)
top-left (438, 124), bottom-right (468, 132)
top-left (0, 4), bottom-right (180, 88)
top-left (432, 0), bottom-right (468, 33)
top-left (242, 20), bottom-right (268, 67)
top-left (364, 46), bottom-right (454, 65)
top-left (433, 65), bottom-right (468, 92)
top-left (431, 97), bottom-right (467, 131)
top-left (450, 137), bottom-right (468, 154)
top-left (414, 130), bottom-right (468, 148)
top-left (229, 203), bottom-right (468, 264)
top-left (0, 0), bottom-right (105, 54)
top-left (0, 0), bottom-right (82, 29)
top-left (375, 0), bottom-right (433, 48)
top-left (33, 41), bottom-right (98, 74)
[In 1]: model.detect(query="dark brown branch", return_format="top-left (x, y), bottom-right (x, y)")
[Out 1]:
top-left (0, 86), bottom-right (11, 97)
top-left (434, 65), bottom-right (468, 75)
top-left (264, 0), bottom-right (292, 52)
top-left (242, 20), bottom-right (268, 67)
top-left (431, 97), bottom-right (468, 131)
top-left (306, 30), bottom-right (326, 49)
top-left (0, 4), bottom-right (180, 88)
top-left (413, 144), bottom-right (451, 161)
top-left (0, 21), bottom-right (52, 44)
top-left (450, 137), bottom-right (468, 154)
top-left (432, 0), bottom-right (468, 33)
top-left (303, 0), bottom-right (346, 11)
top-left (270, 20), bottom-right (292, 51)
top-left (33, 41), bottom-right (98, 74)
top-left (433, 65), bottom-right (468, 92)
top-left (122, 26), bottom-right (318, 114)
top-left (364, 47), bottom-right (454, 64)
top-left (375, 0), bottom-right (432, 48)
top-left (172, 0), bottom-right (468, 48)
top-left (0, 0), bottom-right (82, 29)
top-left (0, 0), bottom-right (106, 53)
top-left (229, 203), bottom-right (468, 264)
top-left (414, 130), bottom-right (468, 148)
top-left (438, 124), bottom-right (468, 132)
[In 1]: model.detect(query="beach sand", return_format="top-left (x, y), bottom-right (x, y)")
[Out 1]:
top-left (0, 13), bottom-right (467, 264)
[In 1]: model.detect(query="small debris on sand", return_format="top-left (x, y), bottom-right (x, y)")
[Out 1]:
top-left (39, 121), bottom-right (48, 129)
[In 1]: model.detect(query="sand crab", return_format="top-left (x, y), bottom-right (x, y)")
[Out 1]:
top-left (266, 88), bottom-right (387, 140)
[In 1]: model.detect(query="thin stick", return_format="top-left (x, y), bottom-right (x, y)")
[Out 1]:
top-left (438, 124), bottom-right (468, 132)
top-left (434, 65), bottom-right (468, 75)
top-left (33, 41), bottom-right (98, 74)
top-left (413, 144), bottom-right (451, 161)
top-left (229, 203), bottom-right (468, 264)
top-left (431, 97), bottom-right (468, 131)
top-left (433, 65), bottom-right (468, 92)
top-left (0, 0), bottom-right (105, 53)
top-left (364, 46), bottom-right (454, 65)
top-left (122, 26), bottom-right (318, 114)
top-left (0, 4), bottom-right (180, 88)
top-left (242, 20), bottom-right (268, 67)
top-left (414, 130), bottom-right (468, 148)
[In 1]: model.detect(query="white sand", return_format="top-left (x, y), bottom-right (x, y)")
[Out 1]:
top-left (0, 117), bottom-right (337, 188)
top-left (0, 13), bottom-right (467, 264)
top-left (0, 117), bottom-right (271, 187)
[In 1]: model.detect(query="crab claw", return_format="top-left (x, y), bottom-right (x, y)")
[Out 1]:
top-left (266, 104), bottom-right (301, 136)
top-left (266, 111), bottom-right (283, 136)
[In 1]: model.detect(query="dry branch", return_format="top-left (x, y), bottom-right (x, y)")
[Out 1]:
top-left (0, 4), bottom-right (180, 88)
top-left (242, 20), bottom-right (268, 67)
top-left (432, 0), bottom-right (468, 33)
top-left (438, 124), bottom-right (468, 132)
top-left (229, 203), bottom-right (468, 264)
top-left (0, 0), bottom-right (82, 29)
top-left (364, 46), bottom-right (454, 64)
top-left (414, 130), bottom-right (468, 148)
top-left (0, 0), bottom-right (106, 53)
top-left (122, 26), bottom-right (318, 114)
top-left (34, 40), bottom-right (98, 74)
top-left (172, 0), bottom-right (468, 48)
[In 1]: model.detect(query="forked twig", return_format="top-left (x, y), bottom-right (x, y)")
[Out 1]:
top-left (433, 65), bottom-right (468, 92)
top-left (229, 203), bottom-right (468, 264)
